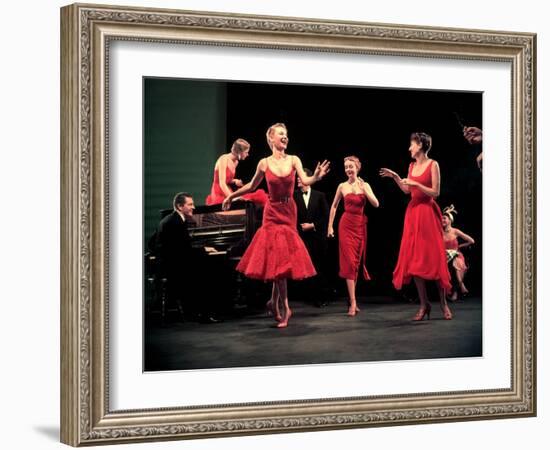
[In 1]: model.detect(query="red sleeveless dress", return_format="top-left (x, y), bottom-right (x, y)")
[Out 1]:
top-left (236, 166), bottom-right (316, 281)
top-left (392, 161), bottom-right (451, 291)
top-left (338, 193), bottom-right (370, 281)
top-left (205, 166), bottom-right (267, 206)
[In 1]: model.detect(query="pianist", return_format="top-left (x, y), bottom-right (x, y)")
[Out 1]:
top-left (156, 192), bottom-right (221, 324)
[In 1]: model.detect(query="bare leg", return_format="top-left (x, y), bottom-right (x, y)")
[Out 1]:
top-left (456, 269), bottom-right (469, 294)
top-left (266, 284), bottom-right (282, 322)
top-left (438, 284), bottom-right (448, 309)
top-left (412, 277), bottom-right (431, 320)
top-left (345, 279), bottom-right (359, 316)
top-left (276, 279), bottom-right (292, 328)
top-left (439, 283), bottom-right (453, 320)
top-left (413, 276), bottom-right (429, 308)
top-left (450, 273), bottom-right (458, 300)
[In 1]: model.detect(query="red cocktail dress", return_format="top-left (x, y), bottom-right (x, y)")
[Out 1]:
top-left (392, 161), bottom-right (451, 291)
top-left (236, 166), bottom-right (316, 281)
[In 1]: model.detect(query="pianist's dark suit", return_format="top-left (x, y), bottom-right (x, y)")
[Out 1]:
top-left (293, 188), bottom-right (331, 305)
top-left (156, 211), bottom-right (212, 317)
top-left (157, 211), bottom-right (196, 278)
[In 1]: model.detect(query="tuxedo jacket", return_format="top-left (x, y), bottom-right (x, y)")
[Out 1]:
top-left (156, 211), bottom-right (200, 278)
top-left (293, 188), bottom-right (329, 243)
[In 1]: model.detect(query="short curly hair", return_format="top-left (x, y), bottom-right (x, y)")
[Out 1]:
top-left (410, 132), bottom-right (432, 154)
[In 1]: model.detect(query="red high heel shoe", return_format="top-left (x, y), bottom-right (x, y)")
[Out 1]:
top-left (413, 303), bottom-right (431, 321)
top-left (277, 308), bottom-right (292, 328)
top-left (441, 304), bottom-right (453, 320)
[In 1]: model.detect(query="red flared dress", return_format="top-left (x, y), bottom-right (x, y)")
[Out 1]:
top-left (392, 161), bottom-right (451, 291)
top-left (445, 237), bottom-right (468, 276)
top-left (205, 166), bottom-right (267, 206)
top-left (236, 166), bottom-right (316, 281)
top-left (338, 194), bottom-right (371, 281)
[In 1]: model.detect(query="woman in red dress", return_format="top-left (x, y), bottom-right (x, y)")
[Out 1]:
top-left (379, 132), bottom-right (453, 320)
top-left (222, 123), bottom-right (330, 328)
top-left (442, 205), bottom-right (475, 301)
top-left (205, 138), bottom-right (267, 206)
top-left (327, 156), bottom-right (379, 316)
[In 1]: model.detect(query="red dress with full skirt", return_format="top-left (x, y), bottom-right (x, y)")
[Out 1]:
top-left (205, 166), bottom-right (268, 206)
top-left (338, 193), bottom-right (371, 281)
top-left (392, 161), bottom-right (451, 291)
top-left (236, 166), bottom-right (316, 281)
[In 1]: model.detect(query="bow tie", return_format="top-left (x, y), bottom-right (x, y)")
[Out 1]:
top-left (302, 190), bottom-right (309, 196)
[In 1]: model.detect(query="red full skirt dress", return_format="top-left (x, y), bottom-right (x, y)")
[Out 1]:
top-left (236, 166), bottom-right (316, 281)
top-left (338, 193), bottom-right (371, 281)
top-left (392, 161), bottom-right (451, 291)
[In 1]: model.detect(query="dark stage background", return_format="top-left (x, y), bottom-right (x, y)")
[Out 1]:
top-left (144, 78), bottom-right (482, 298)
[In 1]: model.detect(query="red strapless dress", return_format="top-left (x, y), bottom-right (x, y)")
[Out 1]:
top-left (338, 193), bottom-right (370, 281)
top-left (205, 166), bottom-right (267, 206)
top-left (236, 166), bottom-right (316, 281)
top-left (392, 161), bottom-right (451, 291)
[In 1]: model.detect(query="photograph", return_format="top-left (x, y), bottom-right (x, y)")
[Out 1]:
top-left (143, 78), bottom-right (484, 372)
top-left (58, 2), bottom-right (536, 446)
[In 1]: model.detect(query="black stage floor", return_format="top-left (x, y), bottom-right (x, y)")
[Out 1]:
top-left (144, 296), bottom-right (482, 372)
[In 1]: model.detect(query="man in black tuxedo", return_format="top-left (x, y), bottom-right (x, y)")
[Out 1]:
top-left (156, 192), bottom-right (220, 323)
top-left (293, 169), bottom-right (331, 307)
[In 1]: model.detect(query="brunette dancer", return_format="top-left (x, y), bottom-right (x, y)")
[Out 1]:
top-left (380, 132), bottom-right (452, 320)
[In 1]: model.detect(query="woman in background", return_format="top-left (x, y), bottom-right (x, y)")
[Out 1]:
top-left (206, 138), bottom-right (267, 206)
top-left (442, 205), bottom-right (475, 301)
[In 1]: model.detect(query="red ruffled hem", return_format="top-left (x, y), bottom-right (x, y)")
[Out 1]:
top-left (236, 224), bottom-right (316, 281)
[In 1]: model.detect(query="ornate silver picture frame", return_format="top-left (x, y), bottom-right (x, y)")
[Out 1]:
top-left (60, 3), bottom-right (536, 446)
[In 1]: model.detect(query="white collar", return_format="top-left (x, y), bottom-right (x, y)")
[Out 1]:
top-left (176, 210), bottom-right (186, 222)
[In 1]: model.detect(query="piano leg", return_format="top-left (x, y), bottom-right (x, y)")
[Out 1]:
top-left (160, 278), bottom-right (167, 325)
top-left (233, 271), bottom-right (247, 308)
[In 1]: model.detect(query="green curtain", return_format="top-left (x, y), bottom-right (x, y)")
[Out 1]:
top-left (144, 78), bottom-right (227, 245)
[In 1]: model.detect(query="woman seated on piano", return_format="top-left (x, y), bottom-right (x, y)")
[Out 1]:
top-left (205, 138), bottom-right (268, 206)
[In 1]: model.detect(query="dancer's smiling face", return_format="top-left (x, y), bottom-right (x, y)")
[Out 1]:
top-left (270, 126), bottom-right (288, 151)
top-left (344, 160), bottom-right (358, 178)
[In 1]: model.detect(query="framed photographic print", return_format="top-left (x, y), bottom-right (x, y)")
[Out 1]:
top-left (60, 3), bottom-right (536, 446)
